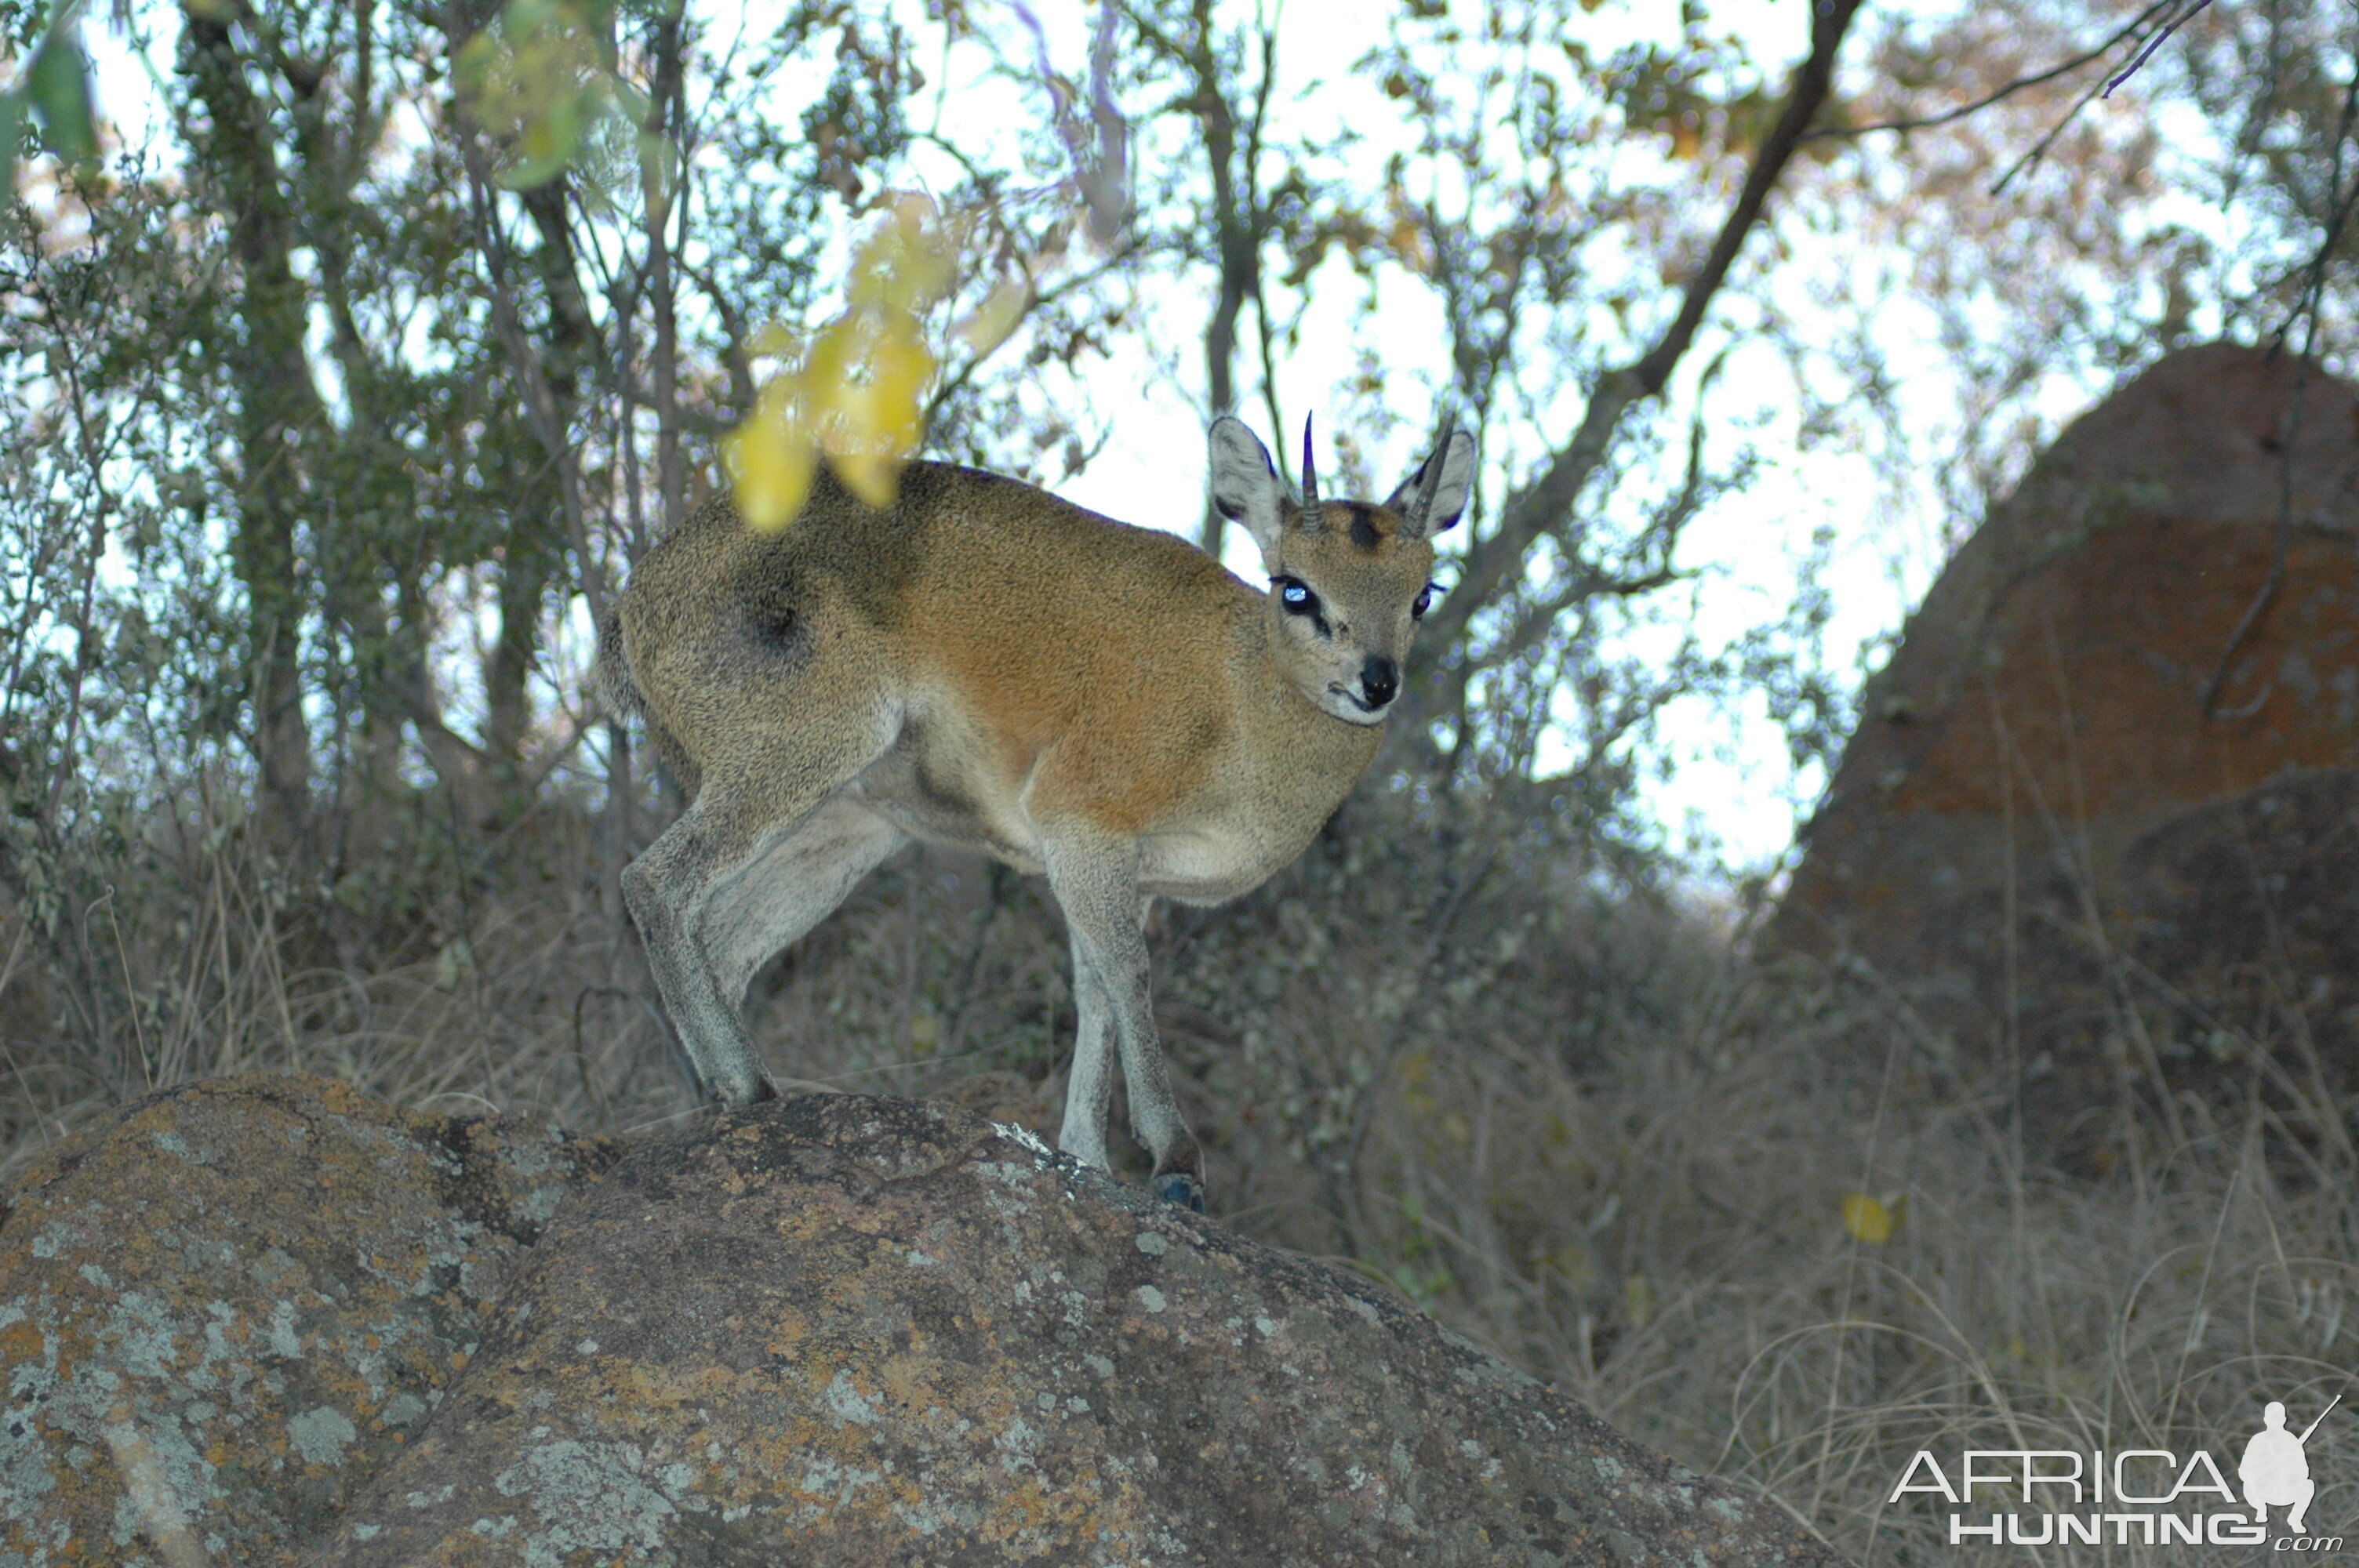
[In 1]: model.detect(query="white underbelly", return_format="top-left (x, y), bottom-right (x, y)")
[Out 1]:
top-left (1138, 825), bottom-right (1285, 905)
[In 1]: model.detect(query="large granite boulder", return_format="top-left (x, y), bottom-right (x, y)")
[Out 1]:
top-left (3, 1074), bottom-right (1835, 1566)
top-left (324, 1091), bottom-right (1829, 1566)
top-left (1768, 343), bottom-right (2359, 1137)
top-left (0, 1073), bottom-right (620, 1568)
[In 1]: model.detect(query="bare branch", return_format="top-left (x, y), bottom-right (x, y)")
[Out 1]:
top-left (2202, 54), bottom-right (2359, 722)
top-left (1992, 0), bottom-right (2207, 194)
top-left (1806, 0), bottom-right (2175, 141)
top-left (2103, 0), bottom-right (2212, 97)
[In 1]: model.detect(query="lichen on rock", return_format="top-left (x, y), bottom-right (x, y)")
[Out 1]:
top-left (0, 1073), bottom-right (619, 1567)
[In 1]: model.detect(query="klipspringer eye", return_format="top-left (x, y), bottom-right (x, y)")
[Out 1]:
top-left (1278, 579), bottom-right (1316, 613)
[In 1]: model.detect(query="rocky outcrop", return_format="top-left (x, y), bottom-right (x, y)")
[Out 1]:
top-left (1768, 343), bottom-right (2359, 1135)
top-left (2, 1075), bottom-right (1836, 1567)
top-left (0, 1073), bottom-right (620, 1568)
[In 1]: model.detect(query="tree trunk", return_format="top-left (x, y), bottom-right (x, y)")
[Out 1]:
top-left (1191, 0), bottom-right (1253, 557)
top-left (476, 181), bottom-right (601, 814)
top-left (182, 7), bottom-right (324, 852)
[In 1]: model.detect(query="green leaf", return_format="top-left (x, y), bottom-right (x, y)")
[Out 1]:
top-left (0, 86), bottom-right (27, 190)
top-left (27, 35), bottom-right (96, 166)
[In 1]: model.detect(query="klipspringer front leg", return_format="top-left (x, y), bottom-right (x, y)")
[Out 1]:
top-left (1109, 897), bottom-right (1204, 1212)
top-left (1045, 840), bottom-right (1204, 1210)
top-left (1057, 944), bottom-right (1116, 1171)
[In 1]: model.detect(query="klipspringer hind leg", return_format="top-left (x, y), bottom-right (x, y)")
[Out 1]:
top-left (1045, 839), bottom-right (1205, 1210)
top-left (624, 721), bottom-right (900, 1105)
top-left (625, 791), bottom-right (780, 1104)
top-left (704, 793), bottom-right (908, 1014)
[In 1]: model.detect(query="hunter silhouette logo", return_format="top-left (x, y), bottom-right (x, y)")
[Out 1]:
top-left (2242, 1396), bottom-right (2335, 1537)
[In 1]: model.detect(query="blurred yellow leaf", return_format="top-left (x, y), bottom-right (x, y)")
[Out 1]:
top-left (725, 192), bottom-right (962, 524)
top-left (722, 382), bottom-right (817, 533)
top-left (750, 323), bottom-right (801, 361)
top-left (801, 314), bottom-right (921, 507)
top-left (850, 193), bottom-right (958, 312)
top-left (1841, 1192), bottom-right (1903, 1244)
top-left (1624, 1272), bottom-right (1655, 1328)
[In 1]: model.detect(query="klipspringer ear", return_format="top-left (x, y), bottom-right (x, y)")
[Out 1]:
top-left (1208, 417), bottom-right (1289, 558)
top-left (1385, 426), bottom-right (1478, 539)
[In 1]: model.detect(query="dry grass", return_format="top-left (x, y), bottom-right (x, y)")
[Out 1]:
top-left (5, 789), bottom-right (2356, 1566)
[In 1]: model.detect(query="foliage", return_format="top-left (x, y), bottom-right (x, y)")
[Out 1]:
top-left (0, 1), bottom-right (98, 183)
top-left (1771, 0), bottom-right (2359, 588)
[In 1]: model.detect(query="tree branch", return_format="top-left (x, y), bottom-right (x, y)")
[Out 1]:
top-left (1805, 0), bottom-right (2175, 141)
top-left (434, 23), bottom-right (610, 621)
top-left (1409, 0), bottom-right (1862, 728)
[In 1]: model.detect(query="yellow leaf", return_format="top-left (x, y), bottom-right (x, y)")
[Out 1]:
top-left (724, 383), bottom-right (816, 532)
top-left (849, 192), bottom-right (958, 312)
top-left (1624, 1272), bottom-right (1655, 1328)
top-left (750, 323), bottom-right (801, 361)
top-left (812, 310), bottom-right (932, 508)
top-left (800, 316), bottom-right (860, 414)
top-left (851, 313), bottom-right (932, 443)
top-left (1841, 1192), bottom-right (1903, 1244)
top-left (726, 189), bottom-right (962, 521)
top-left (825, 452), bottom-right (892, 509)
